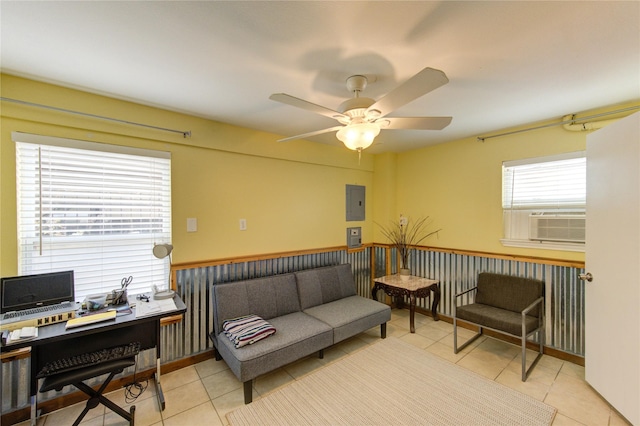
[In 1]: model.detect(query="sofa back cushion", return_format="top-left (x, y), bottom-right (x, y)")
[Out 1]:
top-left (475, 272), bottom-right (544, 317)
top-left (296, 264), bottom-right (357, 310)
top-left (212, 274), bottom-right (300, 336)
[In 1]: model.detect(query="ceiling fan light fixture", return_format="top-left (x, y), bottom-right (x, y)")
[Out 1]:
top-left (336, 122), bottom-right (380, 151)
top-left (270, 67), bottom-right (451, 150)
top-left (366, 109), bottom-right (382, 120)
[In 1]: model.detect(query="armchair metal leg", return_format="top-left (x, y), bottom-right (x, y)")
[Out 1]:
top-left (521, 307), bottom-right (545, 381)
top-left (453, 318), bottom-right (483, 354)
top-left (521, 330), bottom-right (544, 381)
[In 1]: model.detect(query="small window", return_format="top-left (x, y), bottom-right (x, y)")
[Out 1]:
top-left (14, 133), bottom-right (172, 300)
top-left (501, 152), bottom-right (585, 251)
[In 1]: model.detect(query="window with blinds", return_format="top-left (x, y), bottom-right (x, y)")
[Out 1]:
top-left (501, 152), bottom-right (586, 251)
top-left (14, 133), bottom-right (171, 300)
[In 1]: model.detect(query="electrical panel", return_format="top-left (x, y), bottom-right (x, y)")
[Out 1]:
top-left (347, 227), bottom-right (361, 249)
top-left (346, 184), bottom-right (365, 221)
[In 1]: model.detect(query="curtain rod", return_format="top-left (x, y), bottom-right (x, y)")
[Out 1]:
top-left (477, 105), bottom-right (640, 142)
top-left (1, 97), bottom-right (192, 138)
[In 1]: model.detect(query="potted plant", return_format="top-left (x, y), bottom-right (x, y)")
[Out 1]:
top-left (377, 216), bottom-right (440, 281)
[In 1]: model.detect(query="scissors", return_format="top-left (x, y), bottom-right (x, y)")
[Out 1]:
top-left (121, 276), bottom-right (133, 290)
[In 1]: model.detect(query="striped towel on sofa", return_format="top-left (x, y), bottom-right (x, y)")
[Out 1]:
top-left (222, 314), bottom-right (277, 348)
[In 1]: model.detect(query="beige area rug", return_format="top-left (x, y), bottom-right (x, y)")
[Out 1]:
top-left (227, 337), bottom-right (556, 426)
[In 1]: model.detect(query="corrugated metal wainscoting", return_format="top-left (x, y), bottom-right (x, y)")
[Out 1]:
top-left (1, 246), bottom-right (585, 415)
top-left (376, 248), bottom-right (586, 356)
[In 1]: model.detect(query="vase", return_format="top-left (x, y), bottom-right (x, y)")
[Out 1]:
top-left (399, 268), bottom-right (411, 281)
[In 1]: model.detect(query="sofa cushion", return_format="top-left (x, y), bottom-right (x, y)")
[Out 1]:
top-left (456, 303), bottom-right (540, 336)
top-left (475, 273), bottom-right (544, 317)
top-left (212, 274), bottom-right (300, 335)
top-left (296, 264), bottom-right (357, 310)
top-left (222, 314), bottom-right (277, 348)
top-left (216, 311), bottom-right (333, 382)
top-left (303, 295), bottom-right (391, 343)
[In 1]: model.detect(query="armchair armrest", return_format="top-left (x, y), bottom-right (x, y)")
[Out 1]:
top-left (521, 296), bottom-right (544, 340)
top-left (454, 286), bottom-right (478, 314)
top-left (455, 286), bottom-right (478, 299)
top-left (522, 297), bottom-right (544, 316)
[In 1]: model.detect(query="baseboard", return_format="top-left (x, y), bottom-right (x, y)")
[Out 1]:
top-left (1, 350), bottom-right (214, 426)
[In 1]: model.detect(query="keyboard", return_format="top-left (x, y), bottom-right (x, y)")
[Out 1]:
top-left (2, 302), bottom-right (75, 320)
top-left (36, 342), bottom-right (141, 378)
top-left (1, 303), bottom-right (77, 331)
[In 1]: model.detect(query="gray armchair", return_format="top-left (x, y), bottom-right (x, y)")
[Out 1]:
top-left (453, 272), bottom-right (545, 381)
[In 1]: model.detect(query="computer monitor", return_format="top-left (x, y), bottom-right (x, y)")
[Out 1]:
top-left (0, 270), bottom-right (74, 313)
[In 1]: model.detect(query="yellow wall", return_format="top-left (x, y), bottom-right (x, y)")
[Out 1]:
top-left (395, 126), bottom-right (583, 260)
top-left (1, 73), bottom-right (636, 275)
top-left (391, 103), bottom-right (637, 262)
top-left (0, 74), bottom-right (373, 275)
top-left (372, 152), bottom-right (398, 240)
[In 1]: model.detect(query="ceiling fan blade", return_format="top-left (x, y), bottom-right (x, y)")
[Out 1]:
top-left (270, 93), bottom-right (346, 120)
top-left (277, 125), bottom-right (344, 142)
top-left (368, 67), bottom-right (449, 118)
top-left (381, 117), bottom-right (452, 130)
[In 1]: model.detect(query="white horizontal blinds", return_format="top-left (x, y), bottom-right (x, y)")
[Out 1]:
top-left (15, 135), bottom-right (171, 301)
top-left (502, 152), bottom-right (586, 210)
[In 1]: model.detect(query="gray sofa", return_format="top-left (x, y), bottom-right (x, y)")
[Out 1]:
top-left (209, 263), bottom-right (391, 403)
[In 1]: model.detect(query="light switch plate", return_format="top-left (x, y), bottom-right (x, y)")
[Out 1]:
top-left (187, 218), bottom-right (197, 232)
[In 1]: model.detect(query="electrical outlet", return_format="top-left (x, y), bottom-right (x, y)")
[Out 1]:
top-left (239, 219), bottom-right (247, 231)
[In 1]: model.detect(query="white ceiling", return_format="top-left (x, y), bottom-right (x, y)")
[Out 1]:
top-left (1, 1), bottom-right (639, 153)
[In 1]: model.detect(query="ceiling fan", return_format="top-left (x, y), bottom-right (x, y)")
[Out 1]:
top-left (269, 67), bottom-right (452, 153)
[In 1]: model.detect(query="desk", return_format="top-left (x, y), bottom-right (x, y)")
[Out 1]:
top-left (0, 295), bottom-right (186, 425)
top-left (372, 275), bottom-right (440, 333)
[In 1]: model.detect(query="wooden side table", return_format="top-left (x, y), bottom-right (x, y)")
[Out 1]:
top-left (372, 275), bottom-right (440, 333)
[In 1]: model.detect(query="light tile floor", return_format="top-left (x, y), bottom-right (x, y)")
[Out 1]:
top-left (18, 309), bottom-right (631, 426)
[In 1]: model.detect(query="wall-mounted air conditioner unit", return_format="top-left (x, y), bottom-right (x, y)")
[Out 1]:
top-left (529, 213), bottom-right (586, 243)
